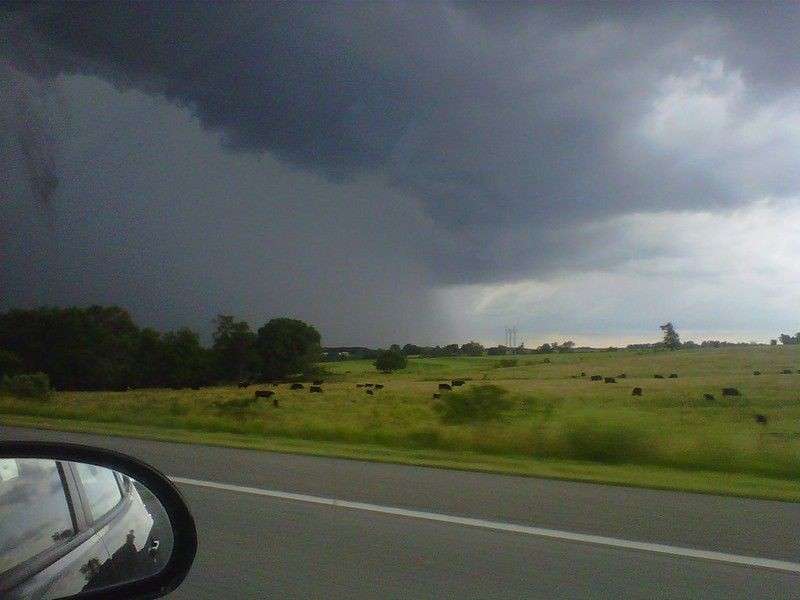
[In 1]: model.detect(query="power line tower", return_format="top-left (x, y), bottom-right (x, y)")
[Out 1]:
top-left (504, 326), bottom-right (518, 354)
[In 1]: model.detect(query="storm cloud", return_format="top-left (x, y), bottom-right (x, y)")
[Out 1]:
top-left (1, 2), bottom-right (799, 344)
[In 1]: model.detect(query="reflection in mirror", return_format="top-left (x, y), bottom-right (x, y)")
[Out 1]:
top-left (0, 458), bottom-right (174, 599)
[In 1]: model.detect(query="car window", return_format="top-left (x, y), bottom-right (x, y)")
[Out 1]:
top-left (74, 463), bottom-right (123, 522)
top-left (0, 459), bottom-right (75, 574)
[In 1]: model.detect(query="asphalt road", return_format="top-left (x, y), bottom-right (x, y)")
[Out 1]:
top-left (2, 426), bottom-right (799, 598)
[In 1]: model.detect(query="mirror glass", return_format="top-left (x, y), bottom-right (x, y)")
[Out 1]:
top-left (0, 458), bottom-right (174, 599)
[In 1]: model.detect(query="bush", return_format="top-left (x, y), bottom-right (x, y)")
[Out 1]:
top-left (494, 359), bottom-right (519, 368)
top-left (557, 411), bottom-right (652, 464)
top-left (374, 349), bottom-right (407, 373)
top-left (1, 373), bottom-right (52, 401)
top-left (435, 385), bottom-right (513, 423)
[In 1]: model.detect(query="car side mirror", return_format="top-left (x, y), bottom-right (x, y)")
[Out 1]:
top-left (0, 441), bottom-right (197, 599)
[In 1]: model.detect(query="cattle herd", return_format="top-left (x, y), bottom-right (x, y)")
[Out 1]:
top-left (232, 366), bottom-right (794, 416)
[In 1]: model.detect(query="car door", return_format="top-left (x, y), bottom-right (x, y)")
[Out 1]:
top-left (70, 462), bottom-right (158, 590)
top-left (0, 458), bottom-right (110, 599)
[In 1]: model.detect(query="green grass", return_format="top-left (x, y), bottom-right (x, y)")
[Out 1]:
top-left (2, 346), bottom-right (799, 500)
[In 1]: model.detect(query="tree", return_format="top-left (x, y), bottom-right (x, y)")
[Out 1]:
top-left (160, 328), bottom-right (212, 388)
top-left (443, 343), bottom-right (460, 356)
top-left (0, 349), bottom-right (23, 380)
top-left (460, 341), bottom-right (485, 356)
top-left (211, 315), bottom-right (257, 381)
top-left (374, 348), bottom-right (407, 373)
top-left (778, 333), bottom-right (800, 345)
top-left (660, 322), bottom-right (681, 350)
top-left (402, 344), bottom-right (421, 356)
top-left (770, 339), bottom-right (778, 346)
top-left (559, 340), bottom-right (575, 353)
top-left (256, 318), bottom-right (321, 379)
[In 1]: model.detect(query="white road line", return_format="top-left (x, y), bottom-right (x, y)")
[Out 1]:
top-left (170, 475), bottom-right (800, 574)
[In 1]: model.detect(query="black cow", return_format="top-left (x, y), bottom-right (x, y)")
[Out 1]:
top-left (722, 388), bottom-right (740, 396)
top-left (356, 384), bottom-right (364, 388)
top-left (754, 414), bottom-right (768, 425)
top-left (753, 371), bottom-right (761, 376)
top-left (590, 375), bottom-right (603, 381)
top-left (580, 372), bottom-right (586, 377)
top-left (364, 383), bottom-right (374, 388)
top-left (290, 383), bottom-right (304, 390)
top-left (238, 381), bottom-right (250, 388)
top-left (631, 387), bottom-right (642, 396)
top-left (669, 373), bottom-right (678, 378)
top-left (374, 384), bottom-right (384, 389)
top-left (617, 374), bottom-right (627, 379)
top-left (604, 377), bottom-right (616, 383)
top-left (313, 380), bottom-right (324, 385)
top-left (366, 389), bottom-right (374, 395)
top-left (255, 390), bottom-right (274, 398)
top-left (452, 380), bottom-right (465, 386)
top-left (780, 369), bottom-right (793, 374)
top-left (432, 393), bottom-right (440, 399)
top-left (654, 374), bottom-right (664, 379)
top-left (439, 383), bottom-right (452, 391)
top-left (703, 393), bottom-right (715, 401)
top-left (310, 386), bottom-right (323, 393)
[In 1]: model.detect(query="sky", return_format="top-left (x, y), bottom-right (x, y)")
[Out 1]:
top-left (1, 2), bottom-right (799, 347)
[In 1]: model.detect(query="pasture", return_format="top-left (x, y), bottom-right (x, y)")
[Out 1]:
top-left (2, 346), bottom-right (799, 498)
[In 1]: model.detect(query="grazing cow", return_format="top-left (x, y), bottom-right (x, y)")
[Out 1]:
top-left (604, 377), bottom-right (616, 383)
top-left (780, 369), bottom-right (792, 374)
top-left (356, 384), bottom-right (364, 388)
top-left (364, 383), bottom-right (374, 388)
top-left (654, 374), bottom-right (664, 379)
top-left (255, 390), bottom-right (274, 398)
top-left (580, 372), bottom-right (586, 377)
top-left (753, 371), bottom-right (761, 376)
top-left (439, 383), bottom-right (452, 391)
top-left (631, 387), bottom-right (642, 396)
top-left (432, 393), bottom-right (440, 399)
top-left (669, 374), bottom-right (678, 378)
top-left (310, 386), bottom-right (323, 393)
top-left (290, 383), bottom-right (304, 390)
top-left (452, 379), bottom-right (465, 386)
top-left (313, 380), bottom-right (324, 385)
top-left (754, 414), bottom-right (768, 425)
top-left (366, 389), bottom-right (374, 395)
top-left (590, 375), bottom-right (603, 381)
top-left (703, 393), bottom-right (715, 401)
top-left (722, 388), bottom-right (740, 396)
top-left (238, 381), bottom-right (250, 388)
top-left (374, 384), bottom-right (384, 389)
top-left (617, 373), bottom-right (627, 379)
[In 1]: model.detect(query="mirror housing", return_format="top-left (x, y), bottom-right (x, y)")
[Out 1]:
top-left (0, 441), bottom-right (197, 600)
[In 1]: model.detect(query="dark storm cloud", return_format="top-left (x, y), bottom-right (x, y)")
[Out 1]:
top-left (3, 1), bottom-right (800, 282)
top-left (2, 1), bottom-right (800, 345)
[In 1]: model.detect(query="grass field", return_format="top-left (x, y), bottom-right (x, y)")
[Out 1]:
top-left (2, 346), bottom-right (799, 499)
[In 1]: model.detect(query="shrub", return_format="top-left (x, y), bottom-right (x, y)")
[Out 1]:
top-left (557, 411), bottom-right (652, 464)
top-left (1, 372), bottom-right (52, 401)
top-left (435, 385), bottom-right (513, 424)
top-left (374, 349), bottom-right (407, 373)
top-left (212, 396), bottom-right (259, 415)
top-left (495, 359), bottom-right (519, 368)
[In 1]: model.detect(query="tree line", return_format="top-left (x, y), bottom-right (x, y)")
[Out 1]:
top-left (0, 306), bottom-right (321, 390)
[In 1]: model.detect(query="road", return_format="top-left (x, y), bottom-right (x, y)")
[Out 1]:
top-left (2, 426), bottom-right (799, 598)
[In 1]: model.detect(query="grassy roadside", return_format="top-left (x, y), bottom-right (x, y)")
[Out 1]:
top-left (2, 413), bottom-right (799, 502)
